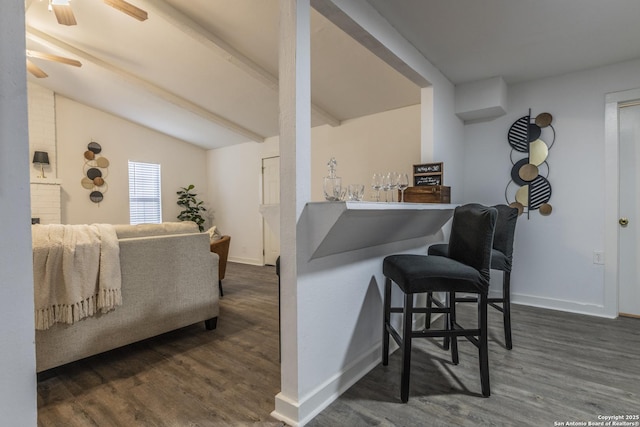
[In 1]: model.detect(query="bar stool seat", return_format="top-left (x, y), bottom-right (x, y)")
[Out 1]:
top-left (382, 203), bottom-right (497, 402)
top-left (384, 254), bottom-right (488, 294)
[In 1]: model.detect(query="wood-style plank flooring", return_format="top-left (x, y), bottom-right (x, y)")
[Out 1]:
top-left (37, 262), bottom-right (284, 427)
top-left (38, 262), bottom-right (640, 426)
top-left (309, 301), bottom-right (640, 427)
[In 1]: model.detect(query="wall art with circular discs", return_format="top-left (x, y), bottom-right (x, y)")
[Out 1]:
top-left (505, 109), bottom-right (555, 218)
top-left (81, 141), bottom-right (109, 203)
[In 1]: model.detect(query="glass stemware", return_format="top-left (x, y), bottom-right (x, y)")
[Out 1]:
top-left (387, 172), bottom-right (399, 202)
top-left (397, 173), bottom-right (409, 202)
top-left (381, 173), bottom-right (391, 202)
top-left (371, 173), bottom-right (383, 202)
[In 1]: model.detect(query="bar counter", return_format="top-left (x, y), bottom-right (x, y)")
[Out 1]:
top-left (300, 201), bottom-right (456, 260)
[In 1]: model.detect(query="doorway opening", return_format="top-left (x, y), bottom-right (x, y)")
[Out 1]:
top-left (262, 156), bottom-right (280, 266)
top-left (604, 88), bottom-right (640, 318)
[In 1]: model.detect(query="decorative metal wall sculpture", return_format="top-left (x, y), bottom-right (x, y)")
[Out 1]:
top-left (505, 110), bottom-right (554, 218)
top-left (81, 141), bottom-right (109, 203)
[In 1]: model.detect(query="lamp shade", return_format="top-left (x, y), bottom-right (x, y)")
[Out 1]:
top-left (33, 151), bottom-right (50, 165)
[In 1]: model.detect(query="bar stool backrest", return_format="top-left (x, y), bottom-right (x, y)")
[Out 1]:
top-left (448, 203), bottom-right (498, 287)
top-left (491, 204), bottom-right (519, 272)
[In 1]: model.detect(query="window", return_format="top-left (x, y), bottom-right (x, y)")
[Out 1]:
top-left (128, 161), bottom-right (162, 224)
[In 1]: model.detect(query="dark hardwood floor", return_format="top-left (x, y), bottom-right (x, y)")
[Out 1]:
top-left (37, 262), bottom-right (284, 427)
top-left (38, 263), bottom-right (640, 427)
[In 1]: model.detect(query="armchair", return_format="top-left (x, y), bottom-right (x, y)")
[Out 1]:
top-left (210, 235), bottom-right (231, 297)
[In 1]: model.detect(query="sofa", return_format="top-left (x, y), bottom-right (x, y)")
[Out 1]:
top-left (35, 221), bottom-right (219, 372)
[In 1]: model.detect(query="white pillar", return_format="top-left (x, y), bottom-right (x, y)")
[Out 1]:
top-left (273, 0), bottom-right (312, 425)
top-left (0, 0), bottom-right (38, 424)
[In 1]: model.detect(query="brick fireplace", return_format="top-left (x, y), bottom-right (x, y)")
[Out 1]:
top-left (29, 83), bottom-right (61, 224)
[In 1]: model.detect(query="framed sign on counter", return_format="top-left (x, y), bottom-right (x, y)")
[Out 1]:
top-left (413, 162), bottom-right (443, 186)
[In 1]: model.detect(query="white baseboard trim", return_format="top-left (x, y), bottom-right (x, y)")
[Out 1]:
top-left (511, 292), bottom-right (614, 318)
top-left (227, 256), bottom-right (263, 266)
top-left (271, 343), bottom-right (381, 427)
top-left (486, 289), bottom-right (613, 319)
top-left (271, 312), bottom-right (444, 426)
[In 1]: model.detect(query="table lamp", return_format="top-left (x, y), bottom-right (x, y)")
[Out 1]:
top-left (33, 151), bottom-right (50, 178)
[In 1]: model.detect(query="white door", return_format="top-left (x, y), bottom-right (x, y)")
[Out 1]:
top-left (618, 102), bottom-right (640, 317)
top-left (262, 156), bottom-right (280, 265)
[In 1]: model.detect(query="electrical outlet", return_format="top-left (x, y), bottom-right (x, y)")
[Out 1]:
top-left (593, 251), bottom-right (604, 265)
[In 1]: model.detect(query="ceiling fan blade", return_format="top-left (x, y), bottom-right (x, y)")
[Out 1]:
top-left (26, 50), bottom-right (82, 68)
top-left (27, 59), bottom-right (48, 78)
top-left (103, 0), bottom-right (148, 21)
top-left (51, 3), bottom-right (77, 26)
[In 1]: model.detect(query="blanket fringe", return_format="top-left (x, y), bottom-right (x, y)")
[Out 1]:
top-left (97, 288), bottom-right (122, 314)
top-left (35, 290), bottom-right (122, 331)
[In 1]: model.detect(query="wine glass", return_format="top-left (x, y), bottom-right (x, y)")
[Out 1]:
top-left (387, 172), bottom-right (398, 202)
top-left (397, 173), bottom-right (409, 202)
top-left (381, 173), bottom-right (391, 202)
top-left (371, 173), bottom-right (383, 202)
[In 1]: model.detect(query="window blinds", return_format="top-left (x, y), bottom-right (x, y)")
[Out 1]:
top-left (128, 161), bottom-right (162, 224)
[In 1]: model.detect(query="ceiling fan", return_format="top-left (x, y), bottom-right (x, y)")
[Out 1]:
top-left (48, 0), bottom-right (148, 26)
top-left (26, 49), bottom-right (82, 78)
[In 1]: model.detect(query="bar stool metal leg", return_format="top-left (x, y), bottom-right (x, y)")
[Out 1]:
top-left (443, 292), bottom-right (451, 351)
top-left (425, 292), bottom-right (433, 329)
top-left (503, 272), bottom-right (512, 350)
top-left (400, 292), bottom-right (414, 403)
top-left (479, 292), bottom-right (490, 397)
top-left (382, 278), bottom-right (392, 366)
top-left (449, 291), bottom-right (459, 365)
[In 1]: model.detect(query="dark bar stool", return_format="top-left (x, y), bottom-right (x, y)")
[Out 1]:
top-left (382, 204), bottom-right (497, 402)
top-left (427, 204), bottom-right (518, 349)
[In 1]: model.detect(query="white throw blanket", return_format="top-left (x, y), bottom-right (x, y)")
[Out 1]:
top-left (33, 224), bottom-right (122, 330)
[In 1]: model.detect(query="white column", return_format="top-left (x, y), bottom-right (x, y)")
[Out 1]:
top-left (0, 0), bottom-right (38, 424)
top-left (273, 0), bottom-right (312, 425)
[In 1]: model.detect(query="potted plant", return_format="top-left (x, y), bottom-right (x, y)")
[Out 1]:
top-left (176, 184), bottom-right (207, 231)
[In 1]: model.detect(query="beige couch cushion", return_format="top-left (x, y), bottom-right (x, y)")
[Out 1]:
top-left (114, 222), bottom-right (199, 239)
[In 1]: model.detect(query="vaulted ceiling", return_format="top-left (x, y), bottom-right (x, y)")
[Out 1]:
top-left (25, 0), bottom-right (640, 150)
top-left (24, 0), bottom-right (420, 149)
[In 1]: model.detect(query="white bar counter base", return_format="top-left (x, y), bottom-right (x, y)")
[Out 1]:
top-left (301, 201), bottom-right (456, 260)
top-left (273, 201), bottom-right (456, 426)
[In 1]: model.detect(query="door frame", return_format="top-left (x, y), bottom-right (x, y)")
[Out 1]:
top-left (261, 155), bottom-right (280, 265)
top-left (604, 87), bottom-right (640, 318)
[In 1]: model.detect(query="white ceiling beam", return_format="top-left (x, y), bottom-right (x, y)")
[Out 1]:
top-left (26, 26), bottom-right (266, 143)
top-left (138, 0), bottom-right (341, 127)
top-left (311, 0), bottom-right (430, 88)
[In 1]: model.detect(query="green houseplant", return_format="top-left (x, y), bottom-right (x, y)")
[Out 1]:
top-left (176, 184), bottom-right (207, 232)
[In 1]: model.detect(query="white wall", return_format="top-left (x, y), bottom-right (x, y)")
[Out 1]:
top-left (55, 96), bottom-right (210, 226)
top-left (311, 104), bottom-right (421, 201)
top-left (463, 58), bottom-right (640, 316)
top-left (207, 104), bottom-right (421, 265)
top-left (206, 140), bottom-right (269, 265)
top-left (0, 1), bottom-right (38, 424)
